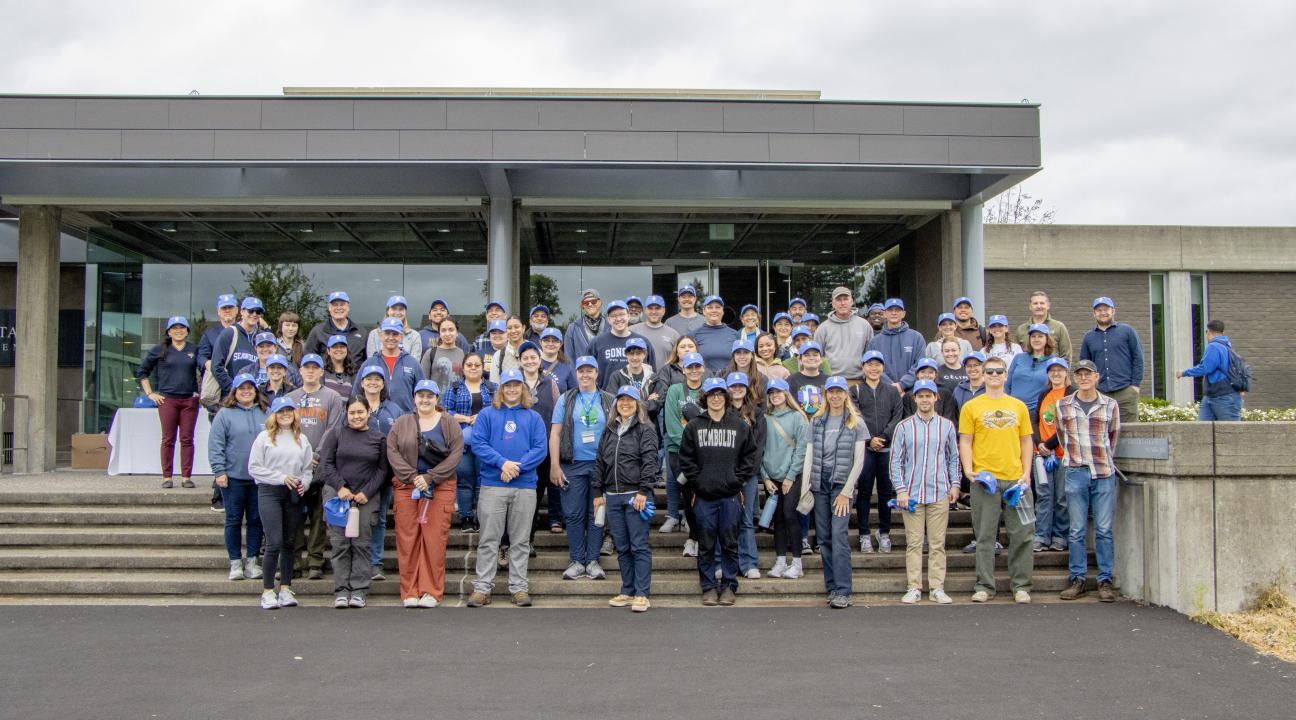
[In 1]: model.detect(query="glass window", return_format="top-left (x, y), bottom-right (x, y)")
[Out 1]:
top-left (1149, 273), bottom-right (1166, 400)
top-left (1190, 273), bottom-right (1207, 402)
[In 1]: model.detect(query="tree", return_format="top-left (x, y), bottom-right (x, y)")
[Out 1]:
top-left (528, 274), bottom-right (562, 319)
top-left (984, 186), bottom-right (1056, 224)
top-left (236, 263), bottom-right (325, 336)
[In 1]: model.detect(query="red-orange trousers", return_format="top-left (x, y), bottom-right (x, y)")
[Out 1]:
top-left (392, 479), bottom-right (456, 601)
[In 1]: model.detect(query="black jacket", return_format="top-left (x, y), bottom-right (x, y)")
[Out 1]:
top-left (602, 367), bottom-right (670, 422)
top-left (851, 381), bottom-right (904, 445)
top-left (304, 319), bottom-right (367, 369)
top-left (593, 415), bottom-right (660, 498)
top-left (678, 408), bottom-right (759, 500)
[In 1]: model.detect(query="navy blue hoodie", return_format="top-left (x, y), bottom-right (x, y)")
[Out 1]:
top-left (866, 322), bottom-right (926, 389)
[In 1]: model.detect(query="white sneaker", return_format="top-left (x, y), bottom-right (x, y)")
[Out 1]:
top-left (229, 559), bottom-right (244, 581)
top-left (900, 588), bottom-right (922, 604)
top-left (1014, 590), bottom-right (1031, 604)
top-left (278, 587), bottom-right (297, 607)
top-left (768, 558), bottom-right (788, 578)
top-left (585, 562), bottom-right (607, 580)
top-left (878, 535), bottom-right (893, 553)
top-left (562, 562), bottom-right (584, 580)
top-left (244, 557), bottom-right (262, 580)
top-left (784, 558), bottom-right (804, 579)
top-left (931, 589), bottom-right (953, 605)
top-left (971, 590), bottom-right (990, 603)
top-left (660, 517), bottom-right (680, 533)
top-left (334, 594), bottom-right (349, 609)
top-left (402, 597), bottom-right (418, 608)
top-left (682, 539), bottom-right (698, 557)
top-left (259, 589), bottom-right (279, 609)
top-left (859, 536), bottom-right (874, 553)
top-left (744, 568), bottom-right (761, 579)
top-left (680, 518), bottom-right (690, 534)
top-left (418, 593), bottom-right (439, 608)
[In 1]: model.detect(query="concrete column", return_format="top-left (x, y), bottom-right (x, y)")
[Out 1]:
top-left (484, 173), bottom-right (516, 313)
top-left (15, 206), bottom-right (61, 473)
top-left (1164, 271), bottom-right (1196, 404)
top-left (959, 201), bottom-right (985, 321)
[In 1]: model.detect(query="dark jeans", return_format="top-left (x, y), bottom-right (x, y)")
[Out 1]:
top-left (855, 449), bottom-right (893, 534)
top-left (1200, 392), bottom-right (1242, 421)
top-left (220, 477), bottom-right (262, 561)
top-left (695, 494), bottom-right (741, 592)
top-left (814, 487), bottom-right (853, 596)
top-left (670, 453), bottom-right (700, 542)
top-left (368, 482), bottom-right (393, 569)
top-left (157, 395), bottom-right (199, 478)
top-left (258, 484), bottom-right (305, 590)
top-left (559, 460), bottom-right (604, 566)
top-left (772, 479), bottom-right (802, 557)
top-left (455, 448), bottom-right (481, 520)
top-left (606, 492), bottom-right (652, 597)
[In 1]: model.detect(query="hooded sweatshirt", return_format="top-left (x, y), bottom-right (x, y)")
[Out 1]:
top-left (678, 407), bottom-right (759, 500)
top-left (1182, 335), bottom-right (1235, 395)
top-left (693, 322), bottom-right (739, 374)
top-left (813, 313), bottom-right (874, 379)
top-left (353, 351), bottom-right (423, 413)
top-left (366, 325), bottom-right (422, 361)
top-left (211, 324), bottom-right (260, 394)
top-left (208, 403), bottom-right (269, 480)
top-left (866, 322), bottom-right (926, 389)
top-left (761, 407), bottom-right (809, 482)
top-left (469, 402), bottom-right (549, 490)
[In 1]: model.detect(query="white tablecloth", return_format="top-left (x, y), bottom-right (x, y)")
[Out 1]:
top-left (107, 408), bottom-right (213, 476)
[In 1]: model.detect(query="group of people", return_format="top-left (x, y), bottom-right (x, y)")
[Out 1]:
top-left (135, 281), bottom-right (1172, 610)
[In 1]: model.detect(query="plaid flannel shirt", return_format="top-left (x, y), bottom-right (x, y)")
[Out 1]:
top-left (1053, 392), bottom-right (1121, 477)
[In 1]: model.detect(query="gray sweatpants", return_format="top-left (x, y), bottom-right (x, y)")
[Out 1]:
top-left (474, 485), bottom-right (537, 594)
top-left (322, 485), bottom-right (378, 598)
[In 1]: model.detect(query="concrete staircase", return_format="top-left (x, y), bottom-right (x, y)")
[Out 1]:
top-left (0, 473), bottom-right (1095, 606)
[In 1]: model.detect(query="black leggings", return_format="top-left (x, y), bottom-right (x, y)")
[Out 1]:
top-left (258, 484), bottom-right (305, 590)
top-left (772, 478), bottom-right (802, 557)
top-left (855, 449), bottom-right (894, 534)
top-left (670, 453), bottom-right (700, 542)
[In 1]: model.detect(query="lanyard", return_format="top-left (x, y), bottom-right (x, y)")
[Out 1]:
top-left (578, 393), bottom-right (599, 427)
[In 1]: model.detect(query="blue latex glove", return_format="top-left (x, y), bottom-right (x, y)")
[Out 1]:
top-left (1003, 484), bottom-right (1025, 507)
top-left (1043, 455), bottom-right (1059, 472)
top-left (639, 499), bottom-right (656, 521)
top-left (886, 498), bottom-right (919, 513)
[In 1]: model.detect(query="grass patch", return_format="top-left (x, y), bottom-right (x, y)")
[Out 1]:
top-left (1192, 585), bottom-right (1296, 664)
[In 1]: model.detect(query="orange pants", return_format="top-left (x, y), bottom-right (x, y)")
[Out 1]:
top-left (392, 480), bottom-right (456, 601)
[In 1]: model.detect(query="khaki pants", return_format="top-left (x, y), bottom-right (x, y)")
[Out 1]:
top-left (1106, 385), bottom-right (1140, 424)
top-left (971, 479), bottom-right (1035, 595)
top-left (901, 501), bottom-right (949, 591)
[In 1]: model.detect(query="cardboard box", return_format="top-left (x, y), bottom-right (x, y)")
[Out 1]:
top-left (71, 433), bottom-right (111, 470)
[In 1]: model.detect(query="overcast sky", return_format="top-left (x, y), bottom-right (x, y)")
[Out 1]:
top-left (3, 0), bottom-right (1293, 226)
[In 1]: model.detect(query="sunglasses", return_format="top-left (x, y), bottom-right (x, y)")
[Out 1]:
top-left (983, 368), bottom-right (1006, 375)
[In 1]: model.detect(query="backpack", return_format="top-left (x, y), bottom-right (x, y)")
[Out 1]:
top-left (1224, 346), bottom-right (1252, 393)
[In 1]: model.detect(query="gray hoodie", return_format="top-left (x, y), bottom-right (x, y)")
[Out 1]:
top-left (812, 313), bottom-right (874, 380)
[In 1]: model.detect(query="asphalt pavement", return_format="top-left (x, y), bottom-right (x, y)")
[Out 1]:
top-left (0, 603), bottom-right (1292, 719)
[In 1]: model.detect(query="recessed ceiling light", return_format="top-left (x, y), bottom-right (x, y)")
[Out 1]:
top-left (453, 247), bottom-right (465, 253)
top-left (576, 249), bottom-right (588, 254)
top-left (156, 221), bottom-right (177, 233)
top-left (846, 229), bottom-right (861, 236)
top-left (574, 228), bottom-right (588, 234)
top-left (821, 249), bottom-right (832, 254)
top-left (203, 240), bottom-right (218, 253)
top-left (699, 250), bottom-right (710, 255)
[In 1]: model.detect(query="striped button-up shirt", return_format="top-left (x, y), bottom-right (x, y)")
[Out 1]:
top-left (1053, 392), bottom-right (1121, 477)
top-left (888, 413), bottom-right (960, 504)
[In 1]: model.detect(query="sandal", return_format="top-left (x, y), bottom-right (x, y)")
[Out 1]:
top-left (161, 479), bottom-right (174, 489)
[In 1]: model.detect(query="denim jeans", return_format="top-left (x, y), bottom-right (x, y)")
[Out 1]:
top-left (220, 477), bottom-right (262, 561)
top-left (455, 448), bottom-right (482, 520)
top-left (814, 487), bottom-right (853, 596)
top-left (1200, 392), bottom-right (1242, 421)
top-left (560, 460), bottom-right (604, 566)
top-left (737, 475), bottom-right (759, 572)
top-left (1034, 461), bottom-right (1069, 545)
top-left (606, 492), bottom-right (652, 596)
top-left (694, 495), bottom-right (741, 592)
top-left (368, 482), bottom-right (392, 569)
top-left (1064, 467), bottom-right (1116, 583)
top-left (665, 451), bottom-right (683, 520)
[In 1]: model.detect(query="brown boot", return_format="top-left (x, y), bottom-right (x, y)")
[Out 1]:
top-left (510, 591), bottom-right (533, 607)
top-left (701, 589), bottom-right (719, 606)
top-left (1098, 581), bottom-right (1117, 603)
top-left (718, 587), bottom-right (736, 606)
top-left (465, 591), bottom-right (491, 607)
top-left (1059, 578), bottom-right (1087, 600)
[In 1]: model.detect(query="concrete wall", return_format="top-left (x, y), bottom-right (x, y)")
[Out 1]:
top-left (985, 224), bottom-right (1296, 272)
top-left (1204, 272), bottom-right (1296, 410)
top-left (1114, 422), bottom-right (1296, 614)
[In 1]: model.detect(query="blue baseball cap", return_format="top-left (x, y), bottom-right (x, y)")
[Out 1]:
top-left (911, 379), bottom-right (940, 396)
top-left (414, 379), bottom-right (442, 395)
top-left (681, 352), bottom-right (704, 369)
top-left (766, 377), bottom-right (791, 394)
top-left (791, 325), bottom-right (812, 339)
top-left (517, 340), bottom-right (540, 357)
top-left (266, 354), bottom-right (290, 370)
top-left (606, 300), bottom-right (629, 314)
top-left (625, 296), bottom-right (644, 307)
top-left (575, 355), bottom-right (598, 371)
top-left (789, 297), bottom-right (807, 308)
top-left (358, 365), bottom-right (387, 381)
top-left (380, 318), bottom-right (404, 334)
top-left (241, 297), bottom-right (265, 312)
top-left (677, 285), bottom-right (696, 296)
top-left (253, 331), bottom-right (276, 346)
top-left (731, 338), bottom-right (754, 354)
top-left (962, 351), bottom-right (988, 366)
top-left (269, 397), bottom-right (296, 414)
top-left (624, 337), bottom-right (648, 353)
top-left (487, 319), bottom-right (506, 333)
top-left (216, 294), bottom-right (238, 309)
top-left (428, 298), bottom-right (448, 310)
top-left (914, 357), bottom-right (940, 372)
top-left (867, 303), bottom-right (884, 314)
top-left (615, 385), bottom-right (642, 401)
top-left (485, 299), bottom-right (507, 312)
top-left (299, 353), bottom-right (324, 368)
top-left (327, 291), bottom-right (350, 304)
top-left (799, 341), bottom-right (823, 355)
top-left (166, 315), bottom-right (189, 330)
top-left (529, 305), bottom-right (550, 317)
top-left (953, 296), bottom-right (974, 309)
top-left (937, 312), bottom-right (956, 325)
top-left (988, 314), bottom-right (1009, 327)
top-left (702, 294), bottom-right (724, 307)
top-left (645, 295), bottom-right (666, 308)
top-left (385, 295), bottom-right (408, 309)
top-left (231, 372), bottom-right (257, 389)
top-left (725, 372), bottom-right (749, 388)
top-left (540, 327), bottom-right (563, 342)
top-left (498, 368), bottom-right (524, 385)
top-left (1093, 296), bottom-right (1115, 309)
top-left (702, 377), bottom-right (728, 394)
top-left (883, 298), bottom-right (905, 311)
top-left (824, 376), bottom-right (849, 392)
top-left (772, 312), bottom-right (793, 326)
top-left (326, 334), bottom-right (349, 347)
top-left (1028, 323), bottom-right (1051, 336)
top-left (740, 304), bottom-right (759, 316)
top-left (802, 313), bottom-right (820, 324)
top-left (861, 350), bottom-right (886, 365)
top-left (1045, 357), bottom-right (1071, 372)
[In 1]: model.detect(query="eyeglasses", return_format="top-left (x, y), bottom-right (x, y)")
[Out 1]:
top-left (983, 368), bottom-right (1006, 375)
top-left (245, 309), bottom-right (262, 315)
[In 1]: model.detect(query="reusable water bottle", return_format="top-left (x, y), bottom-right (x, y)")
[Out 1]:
top-left (594, 503), bottom-right (607, 527)
top-left (1006, 484), bottom-right (1036, 525)
top-left (1034, 456), bottom-right (1049, 488)
top-left (344, 504), bottom-right (360, 538)
top-left (758, 494), bottom-right (778, 529)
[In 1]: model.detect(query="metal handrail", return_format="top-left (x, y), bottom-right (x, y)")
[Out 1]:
top-left (0, 395), bottom-right (31, 474)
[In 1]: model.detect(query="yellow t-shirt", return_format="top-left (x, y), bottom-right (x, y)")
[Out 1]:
top-left (958, 393), bottom-right (1032, 481)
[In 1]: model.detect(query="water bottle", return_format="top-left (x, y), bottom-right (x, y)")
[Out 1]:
top-left (594, 503), bottom-right (607, 527)
top-left (344, 504), bottom-right (360, 538)
top-left (411, 487), bottom-right (423, 500)
top-left (1034, 456), bottom-right (1049, 488)
top-left (1013, 485), bottom-right (1037, 526)
top-left (758, 494), bottom-right (778, 529)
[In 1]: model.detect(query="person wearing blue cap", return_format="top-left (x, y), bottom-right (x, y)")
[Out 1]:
top-left (136, 315), bottom-right (201, 488)
top-left (593, 386), bottom-right (660, 612)
top-left (630, 294), bottom-right (681, 367)
top-left (353, 318), bottom-right (424, 413)
top-left (1015, 291), bottom-right (1073, 363)
top-left (925, 313), bottom-right (973, 362)
top-left (286, 354), bottom-right (345, 579)
top-left (890, 379), bottom-right (960, 604)
top-left (866, 303), bottom-right (885, 334)
top-left (903, 358), bottom-right (960, 424)
top-left (365, 295), bottom-right (422, 360)
top-left (737, 304), bottom-right (762, 345)
top-left (779, 325), bottom-right (814, 374)
top-left (211, 297), bottom-right (267, 397)
top-left (663, 350), bottom-right (708, 544)
top-left (487, 316), bottom-right (528, 385)
top-left (352, 363), bottom-right (405, 578)
top-left (985, 315), bottom-right (1024, 366)
top-left (602, 338), bottom-right (667, 414)
top-left (725, 372), bottom-right (767, 578)
top-left (802, 313), bottom-right (821, 334)
top-left (470, 299), bottom-right (510, 355)
top-left (209, 374), bottom-right (270, 582)
top-left (1006, 323), bottom-right (1058, 417)
top-left (787, 340), bottom-right (827, 411)
top-left (625, 296), bottom-right (645, 325)
top-left (665, 285), bottom-right (704, 337)
top-left (387, 379), bottom-right (465, 608)
top-left (423, 300), bottom-right (474, 356)
top-left (479, 318), bottom-right (509, 381)
top-left (419, 316), bottom-right (466, 391)
top-left (808, 376), bottom-right (869, 608)
top-left (248, 397), bottom-right (316, 609)
top-left (549, 356), bottom-right (615, 581)
top-left (958, 355), bottom-right (1035, 604)
top-left (771, 312), bottom-right (795, 360)
top-left (761, 377), bottom-right (809, 580)
top-left (725, 338), bottom-right (768, 410)
top-left (588, 301), bottom-right (657, 383)
top-left (1031, 357), bottom-right (1075, 553)
top-left (537, 327), bottom-right (575, 393)
top-left (811, 287), bottom-right (873, 383)
top-left (1177, 319), bottom-right (1244, 421)
top-left (563, 289), bottom-right (604, 361)
top-left (197, 294), bottom-right (241, 405)
top-left (466, 369), bottom-right (549, 608)
top-left (305, 291), bottom-right (367, 369)
top-left (322, 335), bottom-right (357, 400)
top-left (788, 297), bottom-right (808, 325)
top-left (951, 297), bottom-right (988, 351)
top-left (236, 333), bottom-right (302, 395)
top-left (679, 376), bottom-right (761, 606)
top-left (866, 298), bottom-right (926, 392)
top-left (952, 352), bottom-right (988, 416)
top-left (524, 304), bottom-right (553, 342)
top-left (1080, 296), bottom-right (1144, 422)
top-left (693, 295), bottom-right (739, 374)
top-left (852, 350), bottom-right (903, 553)
top-left (515, 342), bottom-right (564, 537)
top-left (444, 353), bottom-right (496, 533)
